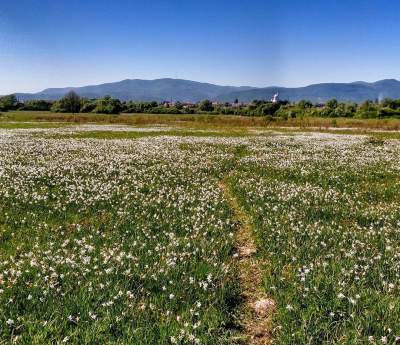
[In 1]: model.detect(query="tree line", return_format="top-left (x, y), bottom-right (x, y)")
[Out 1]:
top-left (2, 91), bottom-right (400, 119)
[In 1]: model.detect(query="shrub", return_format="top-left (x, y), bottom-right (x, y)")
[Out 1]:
top-left (20, 100), bottom-right (52, 111)
top-left (93, 96), bottom-right (121, 114)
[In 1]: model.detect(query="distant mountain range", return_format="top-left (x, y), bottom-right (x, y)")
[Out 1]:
top-left (13, 78), bottom-right (400, 103)
top-left (216, 79), bottom-right (400, 103)
top-left (14, 79), bottom-right (253, 103)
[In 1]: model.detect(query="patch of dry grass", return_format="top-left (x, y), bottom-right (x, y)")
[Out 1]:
top-left (3, 111), bottom-right (400, 131)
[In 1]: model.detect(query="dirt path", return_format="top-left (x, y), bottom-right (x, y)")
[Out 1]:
top-left (220, 180), bottom-right (275, 345)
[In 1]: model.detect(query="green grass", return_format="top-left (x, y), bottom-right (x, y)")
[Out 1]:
top-left (0, 135), bottom-right (239, 344)
top-left (0, 125), bottom-right (399, 344)
top-left (228, 141), bottom-right (400, 344)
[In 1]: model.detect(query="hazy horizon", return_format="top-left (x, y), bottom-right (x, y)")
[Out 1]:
top-left (2, 0), bottom-right (400, 94)
top-left (6, 77), bottom-right (400, 96)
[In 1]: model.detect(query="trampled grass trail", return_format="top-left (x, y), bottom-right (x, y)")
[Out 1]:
top-left (220, 179), bottom-right (275, 345)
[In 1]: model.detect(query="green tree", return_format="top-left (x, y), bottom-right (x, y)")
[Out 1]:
top-left (259, 102), bottom-right (280, 116)
top-left (0, 94), bottom-right (17, 111)
top-left (357, 100), bottom-right (378, 118)
top-left (20, 100), bottom-right (52, 111)
top-left (175, 101), bottom-right (183, 110)
top-left (80, 99), bottom-right (97, 113)
top-left (52, 91), bottom-right (81, 113)
top-left (344, 102), bottom-right (357, 117)
top-left (298, 99), bottom-right (313, 109)
top-left (381, 98), bottom-right (395, 109)
top-left (360, 100), bottom-right (374, 111)
top-left (198, 100), bottom-right (214, 112)
top-left (65, 91), bottom-right (81, 113)
top-left (93, 96), bottom-right (121, 114)
top-left (326, 99), bottom-right (338, 109)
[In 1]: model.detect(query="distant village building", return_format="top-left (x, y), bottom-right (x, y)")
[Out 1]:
top-left (271, 93), bottom-right (279, 103)
top-left (162, 101), bottom-right (176, 107)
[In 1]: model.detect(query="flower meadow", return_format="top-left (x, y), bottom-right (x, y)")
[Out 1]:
top-left (0, 126), bottom-right (400, 344)
top-left (229, 133), bottom-right (400, 344)
top-left (0, 130), bottom-right (241, 344)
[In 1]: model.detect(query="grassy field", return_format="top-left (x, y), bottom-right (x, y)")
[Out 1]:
top-left (0, 118), bottom-right (400, 344)
top-left (3, 110), bottom-right (400, 132)
top-left (0, 131), bottom-right (239, 344)
top-left (228, 135), bottom-right (400, 343)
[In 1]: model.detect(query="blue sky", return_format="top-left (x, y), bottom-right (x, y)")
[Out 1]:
top-left (1, 0), bottom-right (400, 94)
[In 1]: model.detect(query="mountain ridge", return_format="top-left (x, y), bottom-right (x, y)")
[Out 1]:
top-left (15, 78), bottom-right (254, 103)
top-left (12, 78), bottom-right (400, 103)
top-left (216, 79), bottom-right (400, 103)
